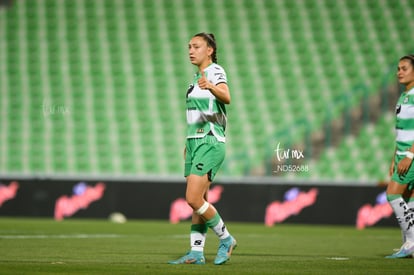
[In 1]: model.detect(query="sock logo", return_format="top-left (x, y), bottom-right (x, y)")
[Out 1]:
top-left (194, 240), bottom-right (203, 246)
top-left (221, 225), bottom-right (226, 232)
top-left (407, 219), bottom-right (414, 231)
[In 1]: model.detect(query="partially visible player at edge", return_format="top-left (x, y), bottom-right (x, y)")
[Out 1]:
top-left (386, 54), bottom-right (414, 258)
top-left (168, 32), bottom-right (237, 265)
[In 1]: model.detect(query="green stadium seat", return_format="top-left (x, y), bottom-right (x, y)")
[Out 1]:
top-left (1, 0), bottom-right (412, 179)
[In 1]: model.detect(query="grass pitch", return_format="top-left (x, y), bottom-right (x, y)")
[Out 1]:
top-left (0, 218), bottom-right (411, 274)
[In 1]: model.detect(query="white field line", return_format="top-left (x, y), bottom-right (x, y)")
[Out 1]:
top-left (0, 234), bottom-right (121, 239)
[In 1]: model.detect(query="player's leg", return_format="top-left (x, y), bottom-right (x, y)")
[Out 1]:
top-left (189, 188), bottom-right (208, 253)
top-left (185, 136), bottom-right (231, 236)
top-left (186, 174), bottom-right (230, 237)
top-left (169, 140), bottom-right (207, 265)
top-left (407, 190), bottom-right (414, 224)
top-left (168, 179), bottom-right (208, 264)
top-left (188, 137), bottom-right (236, 264)
top-left (400, 188), bottom-right (414, 244)
top-left (169, 137), bottom-right (236, 265)
top-left (186, 173), bottom-right (237, 265)
top-left (385, 180), bottom-right (414, 258)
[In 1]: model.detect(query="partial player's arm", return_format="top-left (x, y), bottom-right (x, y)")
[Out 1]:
top-left (198, 71), bottom-right (231, 104)
top-left (207, 82), bottom-right (230, 104)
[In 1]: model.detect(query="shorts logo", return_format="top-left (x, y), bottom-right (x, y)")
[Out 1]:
top-left (215, 72), bottom-right (226, 81)
top-left (196, 163), bottom-right (204, 171)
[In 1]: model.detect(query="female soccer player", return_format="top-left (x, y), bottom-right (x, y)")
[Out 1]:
top-left (168, 33), bottom-right (236, 265)
top-left (386, 54), bottom-right (414, 258)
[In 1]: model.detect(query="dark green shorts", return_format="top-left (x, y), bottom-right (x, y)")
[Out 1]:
top-left (184, 135), bottom-right (225, 182)
top-left (391, 154), bottom-right (414, 191)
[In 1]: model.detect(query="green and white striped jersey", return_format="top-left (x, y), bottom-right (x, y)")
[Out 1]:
top-left (395, 87), bottom-right (414, 155)
top-left (186, 63), bottom-right (227, 142)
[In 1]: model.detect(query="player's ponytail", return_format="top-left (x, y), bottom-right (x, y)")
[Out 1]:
top-left (194, 32), bottom-right (217, 63)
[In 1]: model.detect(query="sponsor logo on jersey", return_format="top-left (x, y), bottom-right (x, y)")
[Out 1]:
top-left (186, 84), bottom-right (194, 98)
top-left (396, 104), bottom-right (401, 114)
top-left (215, 72), bottom-right (226, 81)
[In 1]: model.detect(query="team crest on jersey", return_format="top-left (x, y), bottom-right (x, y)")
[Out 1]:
top-left (404, 96), bottom-right (409, 104)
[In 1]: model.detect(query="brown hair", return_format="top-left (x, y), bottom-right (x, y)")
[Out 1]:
top-left (400, 54), bottom-right (414, 67)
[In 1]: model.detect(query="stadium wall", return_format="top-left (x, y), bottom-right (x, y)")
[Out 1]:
top-left (0, 178), bottom-right (396, 229)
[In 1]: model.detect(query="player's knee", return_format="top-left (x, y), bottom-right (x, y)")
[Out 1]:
top-left (194, 201), bottom-right (210, 215)
top-left (185, 194), bottom-right (209, 214)
top-left (185, 194), bottom-right (204, 210)
top-left (386, 181), bottom-right (405, 197)
top-left (185, 174), bottom-right (210, 210)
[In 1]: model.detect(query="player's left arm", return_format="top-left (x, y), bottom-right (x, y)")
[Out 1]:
top-left (207, 82), bottom-right (231, 104)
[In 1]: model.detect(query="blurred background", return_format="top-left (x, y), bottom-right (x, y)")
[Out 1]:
top-left (0, 0), bottom-right (413, 184)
